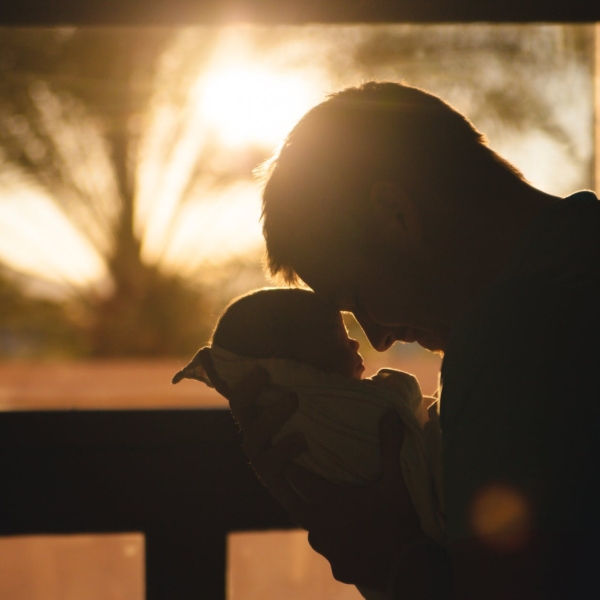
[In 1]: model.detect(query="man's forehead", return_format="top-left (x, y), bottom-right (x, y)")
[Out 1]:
top-left (297, 275), bottom-right (351, 310)
top-left (292, 249), bottom-right (357, 308)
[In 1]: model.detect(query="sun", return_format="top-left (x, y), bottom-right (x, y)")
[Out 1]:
top-left (201, 63), bottom-right (320, 149)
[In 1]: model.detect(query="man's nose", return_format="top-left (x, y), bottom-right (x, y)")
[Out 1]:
top-left (353, 311), bottom-right (397, 352)
top-left (365, 327), bottom-right (397, 352)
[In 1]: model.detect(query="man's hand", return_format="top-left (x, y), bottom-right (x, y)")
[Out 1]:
top-left (285, 412), bottom-right (427, 590)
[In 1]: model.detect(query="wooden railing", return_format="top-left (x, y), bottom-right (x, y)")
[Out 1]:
top-left (0, 410), bottom-right (294, 599)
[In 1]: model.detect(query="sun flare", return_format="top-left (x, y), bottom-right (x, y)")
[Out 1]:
top-left (201, 64), bottom-right (320, 149)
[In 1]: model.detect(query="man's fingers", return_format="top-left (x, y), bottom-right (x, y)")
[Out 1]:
top-left (307, 530), bottom-right (332, 560)
top-left (229, 367), bottom-right (270, 426)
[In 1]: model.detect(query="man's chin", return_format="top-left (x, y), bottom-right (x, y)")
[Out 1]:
top-left (391, 326), bottom-right (447, 353)
top-left (414, 330), bottom-right (447, 353)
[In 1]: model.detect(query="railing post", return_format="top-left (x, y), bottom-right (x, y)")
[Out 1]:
top-left (146, 529), bottom-right (226, 600)
top-left (595, 22), bottom-right (600, 191)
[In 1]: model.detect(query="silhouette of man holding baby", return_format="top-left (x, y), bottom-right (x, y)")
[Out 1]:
top-left (199, 82), bottom-right (600, 599)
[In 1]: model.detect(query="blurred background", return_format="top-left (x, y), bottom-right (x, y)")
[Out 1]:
top-left (0, 23), bottom-right (597, 599)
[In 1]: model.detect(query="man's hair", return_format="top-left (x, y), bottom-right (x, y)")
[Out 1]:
top-left (259, 81), bottom-right (525, 285)
top-left (212, 287), bottom-right (337, 359)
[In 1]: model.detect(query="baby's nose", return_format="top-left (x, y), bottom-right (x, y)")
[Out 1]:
top-left (349, 338), bottom-right (360, 351)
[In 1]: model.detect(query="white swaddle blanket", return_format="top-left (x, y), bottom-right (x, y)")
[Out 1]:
top-left (180, 345), bottom-right (445, 599)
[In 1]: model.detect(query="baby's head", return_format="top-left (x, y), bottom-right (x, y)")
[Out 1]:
top-left (212, 288), bottom-right (364, 379)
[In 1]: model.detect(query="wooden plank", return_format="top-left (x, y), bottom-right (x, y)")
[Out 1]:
top-left (0, 0), bottom-right (599, 26)
top-left (0, 360), bottom-right (227, 411)
top-left (0, 409), bottom-right (294, 599)
top-left (0, 410), bottom-right (292, 532)
top-left (0, 357), bottom-right (440, 410)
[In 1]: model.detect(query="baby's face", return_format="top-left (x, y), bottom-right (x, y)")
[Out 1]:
top-left (297, 312), bottom-right (365, 379)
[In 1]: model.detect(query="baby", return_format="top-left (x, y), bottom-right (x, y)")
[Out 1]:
top-left (173, 288), bottom-right (444, 598)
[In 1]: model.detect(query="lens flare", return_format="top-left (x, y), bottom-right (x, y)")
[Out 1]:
top-left (471, 483), bottom-right (532, 551)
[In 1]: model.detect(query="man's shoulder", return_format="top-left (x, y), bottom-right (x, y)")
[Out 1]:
top-left (443, 189), bottom-right (600, 384)
top-left (444, 275), bottom-right (599, 377)
top-left (551, 189), bottom-right (600, 223)
top-left (542, 189), bottom-right (600, 248)
top-left (507, 190), bottom-right (600, 287)
top-left (441, 272), bottom-right (600, 438)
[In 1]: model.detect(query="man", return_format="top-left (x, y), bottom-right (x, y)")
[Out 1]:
top-left (203, 82), bottom-right (600, 598)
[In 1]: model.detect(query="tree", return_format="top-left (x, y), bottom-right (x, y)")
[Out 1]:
top-left (0, 265), bottom-right (87, 358)
top-left (0, 28), bottom-right (218, 357)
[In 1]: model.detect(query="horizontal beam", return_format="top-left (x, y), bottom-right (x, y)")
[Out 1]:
top-left (0, 410), bottom-right (294, 599)
top-left (1, 0), bottom-right (599, 26)
top-left (0, 410), bottom-right (292, 534)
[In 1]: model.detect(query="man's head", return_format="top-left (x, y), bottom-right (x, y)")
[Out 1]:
top-left (260, 81), bottom-right (529, 352)
top-left (212, 288), bottom-right (365, 379)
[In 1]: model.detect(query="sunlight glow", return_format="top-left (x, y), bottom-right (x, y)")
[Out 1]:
top-left (137, 77), bottom-right (210, 265)
top-left (0, 185), bottom-right (107, 289)
top-left (161, 181), bottom-right (263, 274)
top-left (202, 65), bottom-right (317, 148)
top-left (136, 27), bottom-right (328, 268)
